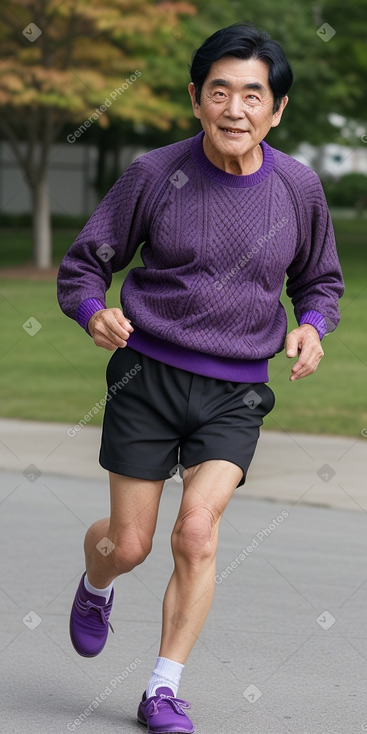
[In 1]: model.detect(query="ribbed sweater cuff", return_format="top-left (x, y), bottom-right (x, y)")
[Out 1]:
top-left (299, 311), bottom-right (327, 340)
top-left (76, 298), bottom-right (106, 333)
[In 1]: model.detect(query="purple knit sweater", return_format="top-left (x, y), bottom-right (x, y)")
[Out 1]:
top-left (57, 131), bottom-right (344, 382)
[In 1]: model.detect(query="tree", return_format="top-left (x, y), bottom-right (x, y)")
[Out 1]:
top-left (1, 0), bottom-right (365, 268)
top-left (146, 0), bottom-right (367, 152)
top-left (314, 0), bottom-right (367, 145)
top-left (0, 0), bottom-right (196, 268)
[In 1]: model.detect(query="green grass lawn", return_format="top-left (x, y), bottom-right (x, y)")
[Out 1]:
top-left (0, 218), bottom-right (366, 436)
top-left (0, 228), bottom-right (82, 267)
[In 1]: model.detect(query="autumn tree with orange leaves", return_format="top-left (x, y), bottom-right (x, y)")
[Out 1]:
top-left (0, 0), bottom-right (196, 268)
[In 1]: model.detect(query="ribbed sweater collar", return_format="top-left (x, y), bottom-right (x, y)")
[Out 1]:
top-left (190, 130), bottom-right (274, 188)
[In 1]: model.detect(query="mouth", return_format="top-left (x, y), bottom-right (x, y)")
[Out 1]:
top-left (221, 127), bottom-right (248, 136)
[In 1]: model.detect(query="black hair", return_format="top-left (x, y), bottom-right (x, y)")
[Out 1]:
top-left (190, 22), bottom-right (293, 113)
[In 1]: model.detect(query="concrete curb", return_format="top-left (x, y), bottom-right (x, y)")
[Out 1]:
top-left (0, 418), bottom-right (365, 511)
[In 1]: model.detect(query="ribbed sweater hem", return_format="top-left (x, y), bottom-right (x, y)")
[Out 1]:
top-left (299, 310), bottom-right (327, 339)
top-left (76, 298), bottom-right (105, 331)
top-left (127, 326), bottom-right (269, 383)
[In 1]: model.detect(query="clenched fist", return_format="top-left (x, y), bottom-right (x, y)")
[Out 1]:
top-left (88, 308), bottom-right (134, 350)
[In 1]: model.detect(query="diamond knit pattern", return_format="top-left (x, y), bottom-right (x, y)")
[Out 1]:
top-left (57, 132), bottom-right (344, 361)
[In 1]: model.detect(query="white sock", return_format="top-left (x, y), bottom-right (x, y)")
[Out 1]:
top-left (84, 574), bottom-right (114, 603)
top-left (146, 656), bottom-right (184, 698)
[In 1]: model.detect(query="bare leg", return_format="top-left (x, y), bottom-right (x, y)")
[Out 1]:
top-left (159, 460), bottom-right (243, 663)
top-left (84, 472), bottom-right (165, 588)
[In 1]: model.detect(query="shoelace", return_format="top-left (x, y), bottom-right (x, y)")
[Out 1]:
top-left (147, 694), bottom-right (191, 717)
top-left (75, 596), bottom-right (114, 633)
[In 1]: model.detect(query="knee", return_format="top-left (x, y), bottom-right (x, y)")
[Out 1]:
top-left (171, 507), bottom-right (218, 566)
top-left (110, 531), bottom-right (152, 573)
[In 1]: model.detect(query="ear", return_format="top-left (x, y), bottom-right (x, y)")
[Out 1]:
top-left (270, 96), bottom-right (288, 129)
top-left (188, 82), bottom-right (201, 120)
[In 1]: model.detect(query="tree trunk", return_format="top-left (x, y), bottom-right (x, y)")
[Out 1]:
top-left (31, 174), bottom-right (52, 269)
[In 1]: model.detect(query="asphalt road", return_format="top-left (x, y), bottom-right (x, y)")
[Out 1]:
top-left (0, 418), bottom-right (366, 511)
top-left (1, 460), bottom-right (367, 734)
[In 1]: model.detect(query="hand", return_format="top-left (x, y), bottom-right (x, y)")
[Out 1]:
top-left (286, 324), bottom-right (324, 381)
top-left (88, 308), bottom-right (134, 350)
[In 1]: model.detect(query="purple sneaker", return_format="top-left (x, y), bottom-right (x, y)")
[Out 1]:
top-left (137, 686), bottom-right (194, 734)
top-left (69, 572), bottom-right (114, 657)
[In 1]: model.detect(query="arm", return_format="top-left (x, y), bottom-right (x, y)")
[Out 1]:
top-left (285, 175), bottom-right (344, 380)
top-left (57, 158), bottom-right (150, 347)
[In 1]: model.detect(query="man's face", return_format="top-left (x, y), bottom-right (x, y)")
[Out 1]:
top-left (188, 56), bottom-right (288, 170)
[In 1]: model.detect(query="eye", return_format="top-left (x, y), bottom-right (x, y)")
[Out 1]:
top-left (213, 91), bottom-right (227, 99)
top-left (245, 95), bottom-right (262, 107)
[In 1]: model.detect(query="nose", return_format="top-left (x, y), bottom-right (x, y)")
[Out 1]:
top-left (224, 94), bottom-right (246, 119)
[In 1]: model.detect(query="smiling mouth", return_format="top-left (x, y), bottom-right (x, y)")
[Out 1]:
top-left (221, 127), bottom-right (247, 134)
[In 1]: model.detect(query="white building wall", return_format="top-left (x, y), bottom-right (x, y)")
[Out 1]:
top-left (1, 140), bottom-right (366, 216)
top-left (291, 142), bottom-right (367, 178)
top-left (0, 142), bottom-right (147, 216)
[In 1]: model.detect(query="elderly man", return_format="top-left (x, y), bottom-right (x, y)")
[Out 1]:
top-left (57, 21), bottom-right (344, 734)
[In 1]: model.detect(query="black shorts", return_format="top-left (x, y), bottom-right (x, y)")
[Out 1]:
top-left (99, 346), bottom-right (275, 488)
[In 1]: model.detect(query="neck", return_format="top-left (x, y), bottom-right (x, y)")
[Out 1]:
top-left (203, 136), bottom-right (263, 176)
